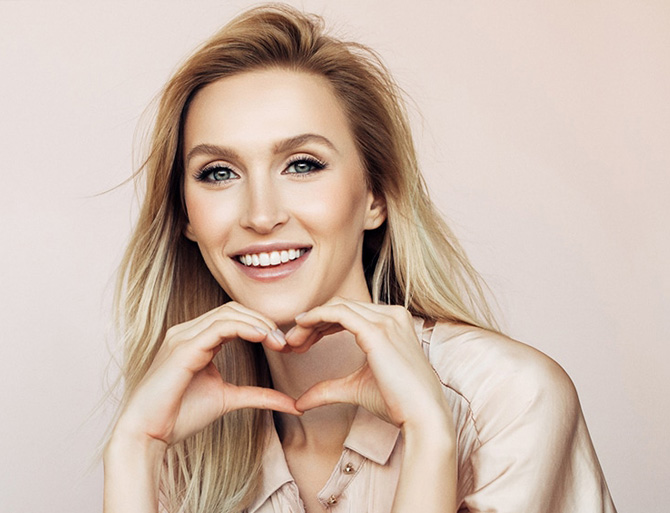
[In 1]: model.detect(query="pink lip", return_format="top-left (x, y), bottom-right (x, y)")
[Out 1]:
top-left (232, 247), bottom-right (311, 282)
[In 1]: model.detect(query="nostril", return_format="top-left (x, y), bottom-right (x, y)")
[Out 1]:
top-left (241, 200), bottom-right (289, 233)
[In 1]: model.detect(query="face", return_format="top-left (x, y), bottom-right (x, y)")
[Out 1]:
top-left (182, 69), bottom-right (386, 326)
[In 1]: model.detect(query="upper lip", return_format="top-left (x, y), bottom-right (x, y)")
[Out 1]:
top-left (230, 242), bottom-right (312, 257)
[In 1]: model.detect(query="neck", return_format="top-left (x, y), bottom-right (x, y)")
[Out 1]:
top-left (264, 330), bottom-right (365, 450)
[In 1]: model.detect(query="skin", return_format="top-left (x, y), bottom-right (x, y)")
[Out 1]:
top-left (104, 69), bottom-right (457, 513)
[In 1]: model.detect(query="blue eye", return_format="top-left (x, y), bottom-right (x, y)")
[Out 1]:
top-left (196, 165), bottom-right (238, 183)
top-left (285, 157), bottom-right (326, 175)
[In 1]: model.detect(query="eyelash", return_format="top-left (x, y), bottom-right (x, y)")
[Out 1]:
top-left (193, 156), bottom-right (327, 184)
top-left (194, 164), bottom-right (238, 183)
top-left (284, 156), bottom-right (327, 176)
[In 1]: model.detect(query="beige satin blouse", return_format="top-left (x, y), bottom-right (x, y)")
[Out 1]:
top-left (248, 319), bottom-right (617, 513)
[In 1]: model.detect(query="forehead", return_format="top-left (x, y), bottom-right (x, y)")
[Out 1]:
top-left (183, 68), bottom-right (356, 155)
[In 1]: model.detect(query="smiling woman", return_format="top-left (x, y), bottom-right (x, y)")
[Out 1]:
top-left (182, 70), bottom-right (383, 325)
top-left (103, 4), bottom-right (617, 513)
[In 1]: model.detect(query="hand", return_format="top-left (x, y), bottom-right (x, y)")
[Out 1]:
top-left (287, 298), bottom-right (454, 432)
top-left (112, 302), bottom-right (301, 448)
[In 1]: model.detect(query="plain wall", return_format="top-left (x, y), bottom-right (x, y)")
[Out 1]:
top-left (0, 1), bottom-right (667, 511)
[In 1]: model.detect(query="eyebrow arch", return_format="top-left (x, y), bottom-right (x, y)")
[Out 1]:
top-left (273, 133), bottom-right (339, 154)
top-left (184, 144), bottom-right (240, 168)
top-left (184, 133), bottom-right (338, 168)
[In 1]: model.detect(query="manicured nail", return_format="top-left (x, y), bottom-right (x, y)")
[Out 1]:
top-left (272, 329), bottom-right (287, 347)
top-left (285, 326), bottom-right (296, 339)
top-left (254, 326), bottom-right (268, 335)
top-left (295, 312), bottom-right (306, 320)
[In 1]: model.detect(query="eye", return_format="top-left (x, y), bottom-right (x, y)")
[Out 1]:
top-left (284, 156), bottom-right (327, 175)
top-left (195, 164), bottom-right (239, 183)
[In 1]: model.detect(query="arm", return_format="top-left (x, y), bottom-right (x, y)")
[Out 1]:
top-left (466, 360), bottom-right (616, 512)
top-left (393, 414), bottom-right (458, 513)
top-left (427, 324), bottom-right (617, 513)
top-left (103, 431), bottom-right (165, 513)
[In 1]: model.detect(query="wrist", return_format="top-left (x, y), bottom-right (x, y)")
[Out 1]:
top-left (104, 425), bottom-right (167, 468)
top-left (393, 403), bottom-right (458, 513)
top-left (401, 398), bottom-right (455, 446)
top-left (103, 426), bottom-right (167, 513)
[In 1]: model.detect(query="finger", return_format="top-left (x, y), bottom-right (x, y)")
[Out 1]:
top-left (225, 386), bottom-right (302, 416)
top-left (285, 322), bottom-right (344, 352)
top-left (291, 303), bottom-right (386, 353)
top-left (222, 302), bottom-right (278, 331)
top-left (193, 319), bottom-right (289, 354)
top-left (317, 297), bottom-right (413, 326)
top-left (165, 302), bottom-right (278, 346)
top-left (157, 319), bottom-right (280, 375)
top-left (295, 372), bottom-right (359, 411)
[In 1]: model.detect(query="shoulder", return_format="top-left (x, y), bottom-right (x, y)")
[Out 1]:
top-left (415, 320), bottom-right (616, 511)
top-left (417, 320), bottom-right (580, 440)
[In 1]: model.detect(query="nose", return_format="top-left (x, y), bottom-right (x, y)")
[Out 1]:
top-left (239, 173), bottom-right (289, 234)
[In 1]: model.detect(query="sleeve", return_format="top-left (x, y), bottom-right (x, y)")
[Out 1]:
top-left (464, 355), bottom-right (616, 513)
top-left (425, 324), bottom-right (617, 513)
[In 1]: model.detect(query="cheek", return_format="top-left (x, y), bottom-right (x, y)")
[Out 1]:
top-left (185, 191), bottom-right (235, 244)
top-left (297, 179), bottom-right (369, 232)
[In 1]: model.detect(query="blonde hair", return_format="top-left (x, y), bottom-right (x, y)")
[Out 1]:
top-left (114, 4), bottom-right (498, 512)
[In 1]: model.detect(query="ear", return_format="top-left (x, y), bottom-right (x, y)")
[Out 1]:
top-left (183, 221), bottom-right (198, 242)
top-left (364, 192), bottom-right (387, 230)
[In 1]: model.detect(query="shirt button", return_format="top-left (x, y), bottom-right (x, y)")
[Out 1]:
top-left (327, 495), bottom-right (338, 505)
top-left (343, 463), bottom-right (355, 474)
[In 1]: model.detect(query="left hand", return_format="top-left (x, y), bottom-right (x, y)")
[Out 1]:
top-left (287, 297), bottom-right (454, 432)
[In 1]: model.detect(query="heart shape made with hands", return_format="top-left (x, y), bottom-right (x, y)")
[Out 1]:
top-left (253, 299), bottom-right (431, 428)
top-left (259, 317), bottom-right (394, 426)
top-left (120, 299), bottom-right (429, 448)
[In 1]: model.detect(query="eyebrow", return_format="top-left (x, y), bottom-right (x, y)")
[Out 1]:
top-left (184, 144), bottom-right (240, 167)
top-left (184, 133), bottom-right (338, 167)
top-left (273, 133), bottom-right (338, 154)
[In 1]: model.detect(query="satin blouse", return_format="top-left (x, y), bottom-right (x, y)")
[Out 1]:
top-left (247, 319), bottom-right (617, 513)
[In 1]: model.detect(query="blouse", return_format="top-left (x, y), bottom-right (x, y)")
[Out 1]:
top-left (247, 319), bottom-right (617, 512)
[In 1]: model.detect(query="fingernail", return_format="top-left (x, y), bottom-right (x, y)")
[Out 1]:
top-left (254, 326), bottom-right (269, 335)
top-left (295, 312), bottom-right (306, 320)
top-left (285, 326), bottom-right (296, 339)
top-left (272, 329), bottom-right (287, 347)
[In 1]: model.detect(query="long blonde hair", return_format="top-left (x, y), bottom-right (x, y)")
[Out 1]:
top-left (114, 4), bottom-right (497, 512)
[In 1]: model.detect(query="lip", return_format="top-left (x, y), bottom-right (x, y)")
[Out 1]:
top-left (231, 243), bottom-right (312, 282)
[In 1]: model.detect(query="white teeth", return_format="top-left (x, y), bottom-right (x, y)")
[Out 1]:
top-left (237, 248), bottom-right (307, 267)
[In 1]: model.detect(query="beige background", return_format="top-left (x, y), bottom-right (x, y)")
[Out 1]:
top-left (1, 0), bottom-right (667, 511)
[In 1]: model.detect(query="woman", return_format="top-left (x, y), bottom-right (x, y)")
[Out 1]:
top-left (104, 5), bottom-right (616, 512)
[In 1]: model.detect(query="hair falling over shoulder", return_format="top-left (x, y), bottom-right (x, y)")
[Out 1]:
top-left (113, 4), bottom-right (498, 511)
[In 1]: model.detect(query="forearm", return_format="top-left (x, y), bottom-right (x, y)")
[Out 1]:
top-left (391, 418), bottom-right (458, 513)
top-left (103, 432), bottom-right (166, 513)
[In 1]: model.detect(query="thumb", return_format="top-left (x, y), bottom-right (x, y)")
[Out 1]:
top-left (224, 385), bottom-right (302, 416)
top-left (295, 368), bottom-right (364, 412)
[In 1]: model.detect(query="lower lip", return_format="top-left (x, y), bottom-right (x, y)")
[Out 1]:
top-left (232, 249), bottom-right (310, 282)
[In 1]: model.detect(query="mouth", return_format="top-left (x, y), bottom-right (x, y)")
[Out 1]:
top-left (235, 247), bottom-right (310, 268)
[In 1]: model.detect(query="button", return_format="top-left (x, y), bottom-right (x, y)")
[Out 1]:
top-left (343, 462), bottom-right (355, 474)
top-left (327, 495), bottom-right (338, 505)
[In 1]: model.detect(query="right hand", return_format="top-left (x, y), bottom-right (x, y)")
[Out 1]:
top-left (111, 302), bottom-right (301, 449)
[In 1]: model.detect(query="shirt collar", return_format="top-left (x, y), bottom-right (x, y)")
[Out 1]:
top-left (247, 407), bottom-right (400, 512)
top-left (342, 406), bottom-right (400, 465)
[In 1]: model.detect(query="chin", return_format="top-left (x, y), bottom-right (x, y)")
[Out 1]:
top-left (265, 307), bottom-right (302, 331)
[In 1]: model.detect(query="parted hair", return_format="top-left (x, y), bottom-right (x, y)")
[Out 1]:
top-left (114, 4), bottom-right (497, 512)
